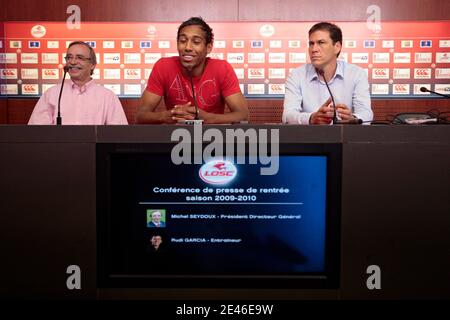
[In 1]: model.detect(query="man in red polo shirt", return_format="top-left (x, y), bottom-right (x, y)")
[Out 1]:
top-left (136, 17), bottom-right (248, 124)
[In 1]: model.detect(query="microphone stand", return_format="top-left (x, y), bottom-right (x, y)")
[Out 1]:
top-left (318, 69), bottom-right (338, 124)
top-left (319, 69), bottom-right (362, 125)
top-left (184, 73), bottom-right (203, 125)
top-left (56, 66), bottom-right (69, 125)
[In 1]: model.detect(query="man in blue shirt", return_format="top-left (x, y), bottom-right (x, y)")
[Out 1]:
top-left (283, 22), bottom-right (373, 125)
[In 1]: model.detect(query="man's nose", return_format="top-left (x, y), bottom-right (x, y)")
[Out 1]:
top-left (185, 40), bottom-right (193, 51)
top-left (310, 43), bottom-right (319, 51)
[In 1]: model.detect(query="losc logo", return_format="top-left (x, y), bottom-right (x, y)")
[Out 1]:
top-left (31, 25), bottom-right (46, 38)
top-left (147, 25), bottom-right (157, 37)
top-left (199, 160), bottom-right (237, 185)
top-left (259, 24), bottom-right (275, 37)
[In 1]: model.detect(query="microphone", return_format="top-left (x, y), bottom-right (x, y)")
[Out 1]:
top-left (56, 66), bottom-right (69, 125)
top-left (420, 86), bottom-right (450, 98)
top-left (318, 68), bottom-right (362, 125)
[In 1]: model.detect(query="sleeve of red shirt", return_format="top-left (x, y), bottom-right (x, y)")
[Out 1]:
top-left (220, 60), bottom-right (242, 98)
top-left (145, 58), bottom-right (165, 96)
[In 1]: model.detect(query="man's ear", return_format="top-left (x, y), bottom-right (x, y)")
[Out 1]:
top-left (206, 43), bottom-right (213, 55)
top-left (334, 41), bottom-right (342, 56)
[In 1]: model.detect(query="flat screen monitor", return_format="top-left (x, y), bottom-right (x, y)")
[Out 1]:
top-left (97, 142), bottom-right (341, 288)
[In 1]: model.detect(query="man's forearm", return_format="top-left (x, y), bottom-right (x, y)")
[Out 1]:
top-left (135, 109), bottom-right (174, 124)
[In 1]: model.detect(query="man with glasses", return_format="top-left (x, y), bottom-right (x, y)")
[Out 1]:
top-left (28, 41), bottom-right (128, 125)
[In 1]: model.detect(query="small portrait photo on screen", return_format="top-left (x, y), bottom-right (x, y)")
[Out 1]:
top-left (149, 234), bottom-right (164, 252)
top-left (147, 209), bottom-right (166, 228)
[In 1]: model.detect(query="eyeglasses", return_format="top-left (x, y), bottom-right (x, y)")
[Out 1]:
top-left (64, 55), bottom-right (91, 62)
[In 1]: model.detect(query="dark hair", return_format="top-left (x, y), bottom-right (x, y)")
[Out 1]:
top-left (67, 41), bottom-right (97, 75)
top-left (177, 17), bottom-right (214, 45)
top-left (308, 22), bottom-right (342, 57)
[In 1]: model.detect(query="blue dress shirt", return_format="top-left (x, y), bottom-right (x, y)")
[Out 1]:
top-left (282, 61), bottom-right (373, 124)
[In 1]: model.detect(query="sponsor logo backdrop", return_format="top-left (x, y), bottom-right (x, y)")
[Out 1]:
top-left (0, 21), bottom-right (449, 97)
